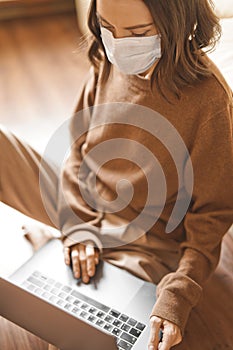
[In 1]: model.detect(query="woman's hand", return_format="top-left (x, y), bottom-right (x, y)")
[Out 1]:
top-left (63, 241), bottom-right (100, 283)
top-left (148, 316), bottom-right (182, 350)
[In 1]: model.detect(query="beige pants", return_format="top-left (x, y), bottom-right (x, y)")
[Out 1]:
top-left (0, 125), bottom-right (61, 349)
top-left (0, 125), bottom-right (59, 230)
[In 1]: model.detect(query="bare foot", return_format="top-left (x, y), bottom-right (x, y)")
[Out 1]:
top-left (22, 223), bottom-right (55, 251)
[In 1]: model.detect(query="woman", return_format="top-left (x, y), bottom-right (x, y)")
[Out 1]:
top-left (1, 0), bottom-right (232, 349)
top-left (60, 0), bottom-right (232, 348)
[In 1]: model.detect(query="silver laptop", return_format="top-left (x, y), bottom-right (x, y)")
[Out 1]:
top-left (0, 238), bottom-right (160, 350)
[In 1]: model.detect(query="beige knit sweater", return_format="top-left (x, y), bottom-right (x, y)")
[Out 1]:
top-left (58, 55), bottom-right (233, 335)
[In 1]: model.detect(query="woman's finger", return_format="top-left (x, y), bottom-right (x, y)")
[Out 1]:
top-left (158, 338), bottom-right (173, 350)
top-left (94, 249), bottom-right (99, 265)
top-left (79, 244), bottom-right (89, 283)
top-left (63, 247), bottom-right (71, 265)
top-left (148, 315), bottom-right (163, 350)
top-left (159, 321), bottom-right (182, 350)
top-left (85, 244), bottom-right (96, 277)
top-left (71, 247), bottom-right (80, 279)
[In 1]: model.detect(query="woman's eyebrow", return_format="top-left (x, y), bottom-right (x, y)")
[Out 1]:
top-left (97, 13), bottom-right (113, 26)
top-left (124, 23), bottom-right (154, 30)
top-left (96, 13), bottom-right (153, 30)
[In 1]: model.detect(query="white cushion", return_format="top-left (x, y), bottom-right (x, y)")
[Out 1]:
top-left (75, 0), bottom-right (90, 34)
top-left (208, 17), bottom-right (233, 89)
top-left (213, 0), bottom-right (233, 18)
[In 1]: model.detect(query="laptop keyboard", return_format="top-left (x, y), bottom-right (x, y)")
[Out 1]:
top-left (21, 271), bottom-right (147, 350)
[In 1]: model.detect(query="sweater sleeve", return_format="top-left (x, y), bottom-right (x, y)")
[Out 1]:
top-left (150, 103), bottom-right (233, 335)
top-left (57, 66), bottom-right (104, 251)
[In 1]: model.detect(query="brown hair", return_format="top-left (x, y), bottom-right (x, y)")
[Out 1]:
top-left (87, 0), bottom-right (221, 100)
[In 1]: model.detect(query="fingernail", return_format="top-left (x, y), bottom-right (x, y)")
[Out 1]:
top-left (75, 272), bottom-right (80, 278)
top-left (83, 276), bottom-right (89, 283)
top-left (149, 346), bottom-right (154, 350)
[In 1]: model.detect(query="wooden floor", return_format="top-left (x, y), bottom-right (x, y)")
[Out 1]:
top-left (0, 317), bottom-right (48, 350)
top-left (0, 11), bottom-right (89, 350)
top-left (0, 11), bottom-right (233, 350)
top-left (0, 12), bottom-right (89, 151)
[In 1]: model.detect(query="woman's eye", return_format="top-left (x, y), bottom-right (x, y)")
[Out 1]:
top-left (98, 21), bottom-right (113, 30)
top-left (131, 30), bottom-right (150, 37)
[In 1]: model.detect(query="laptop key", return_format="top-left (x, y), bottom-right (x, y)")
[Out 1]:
top-left (64, 303), bottom-right (72, 311)
top-left (57, 299), bottom-right (65, 307)
top-left (62, 285), bottom-right (72, 293)
top-left (22, 281), bottom-right (30, 289)
top-left (73, 300), bottom-right (81, 306)
top-left (40, 274), bottom-right (48, 281)
top-left (96, 319), bottom-right (105, 328)
top-left (58, 292), bottom-right (67, 299)
top-left (80, 311), bottom-right (88, 319)
top-left (42, 292), bottom-right (51, 300)
top-left (71, 290), bottom-right (110, 313)
top-left (120, 332), bottom-right (137, 345)
top-left (34, 288), bottom-right (43, 296)
top-left (43, 284), bottom-right (52, 291)
top-left (81, 303), bottom-right (89, 310)
top-left (28, 284), bottom-right (36, 292)
top-left (51, 288), bottom-right (60, 295)
top-left (112, 327), bottom-right (122, 337)
top-left (109, 309), bottom-right (121, 318)
top-left (49, 295), bottom-right (59, 303)
top-left (72, 307), bottom-right (80, 314)
top-left (121, 324), bottom-right (130, 332)
top-left (66, 296), bottom-right (75, 303)
top-left (127, 318), bottom-right (137, 327)
top-left (104, 324), bottom-right (113, 332)
top-left (87, 315), bottom-right (96, 323)
top-left (104, 315), bottom-right (113, 323)
top-left (112, 319), bottom-right (122, 328)
top-left (135, 322), bottom-right (146, 331)
top-left (96, 311), bottom-right (105, 319)
top-left (89, 307), bottom-right (97, 314)
top-left (119, 314), bottom-right (129, 322)
top-left (117, 340), bottom-right (132, 350)
top-left (27, 276), bottom-right (44, 288)
top-left (129, 328), bottom-right (141, 337)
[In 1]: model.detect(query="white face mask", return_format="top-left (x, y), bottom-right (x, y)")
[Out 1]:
top-left (100, 26), bottom-right (162, 76)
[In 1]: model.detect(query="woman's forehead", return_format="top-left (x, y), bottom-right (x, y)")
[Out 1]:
top-left (96, 0), bottom-right (154, 27)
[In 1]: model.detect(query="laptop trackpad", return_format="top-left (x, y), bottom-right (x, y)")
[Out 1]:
top-left (73, 259), bottom-right (146, 311)
top-left (11, 239), bottom-right (146, 312)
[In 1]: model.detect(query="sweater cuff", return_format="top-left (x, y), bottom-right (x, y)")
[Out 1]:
top-left (61, 231), bottom-right (103, 252)
top-left (149, 289), bottom-right (193, 336)
top-left (60, 224), bottom-right (103, 252)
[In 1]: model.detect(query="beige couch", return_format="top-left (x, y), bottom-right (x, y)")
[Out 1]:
top-left (208, 0), bottom-right (233, 89)
top-left (214, 0), bottom-right (233, 18)
top-left (75, 0), bottom-right (90, 35)
top-left (208, 17), bottom-right (233, 89)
